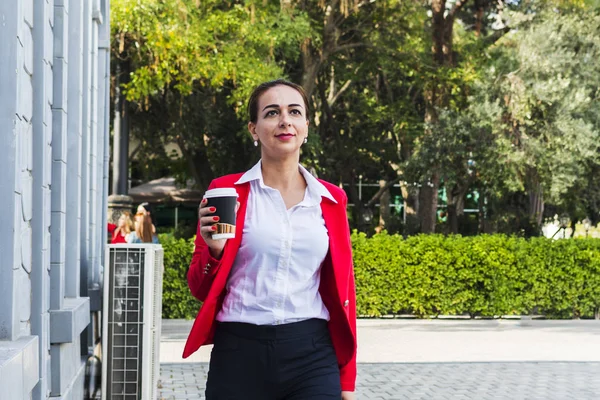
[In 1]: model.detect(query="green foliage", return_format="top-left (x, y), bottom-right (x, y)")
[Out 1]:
top-left (159, 232), bottom-right (600, 320)
top-left (352, 231), bottom-right (600, 318)
top-left (470, 11), bottom-right (599, 211)
top-left (112, 0), bottom-right (600, 236)
top-left (158, 233), bottom-right (199, 319)
top-left (111, 0), bottom-right (314, 190)
top-left (112, 0), bottom-right (312, 106)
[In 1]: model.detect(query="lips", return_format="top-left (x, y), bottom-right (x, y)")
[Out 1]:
top-left (275, 133), bottom-right (295, 141)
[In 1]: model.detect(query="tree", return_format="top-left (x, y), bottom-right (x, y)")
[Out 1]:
top-left (443, 8), bottom-right (600, 234)
top-left (111, 0), bottom-right (312, 192)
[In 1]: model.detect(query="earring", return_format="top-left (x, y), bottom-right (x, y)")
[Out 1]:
top-left (254, 140), bottom-right (258, 147)
top-left (304, 137), bottom-right (308, 144)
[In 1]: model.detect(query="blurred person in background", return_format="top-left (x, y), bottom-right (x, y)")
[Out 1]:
top-left (137, 202), bottom-right (157, 234)
top-left (127, 208), bottom-right (159, 244)
top-left (107, 211), bottom-right (134, 244)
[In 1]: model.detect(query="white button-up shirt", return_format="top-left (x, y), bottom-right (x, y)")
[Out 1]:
top-left (216, 160), bottom-right (336, 325)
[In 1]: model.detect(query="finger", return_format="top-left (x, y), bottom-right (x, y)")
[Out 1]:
top-left (200, 225), bottom-right (218, 236)
top-left (200, 216), bottom-right (220, 227)
top-left (235, 201), bottom-right (240, 213)
top-left (198, 206), bottom-right (217, 217)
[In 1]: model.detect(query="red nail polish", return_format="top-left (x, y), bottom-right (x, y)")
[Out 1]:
top-left (209, 207), bottom-right (216, 212)
top-left (211, 226), bottom-right (217, 231)
top-left (213, 216), bottom-right (220, 221)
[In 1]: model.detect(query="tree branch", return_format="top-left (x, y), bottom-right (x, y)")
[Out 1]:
top-left (448, 0), bottom-right (470, 21)
top-left (482, 26), bottom-right (511, 47)
top-left (332, 42), bottom-right (370, 54)
top-left (365, 177), bottom-right (402, 208)
top-left (328, 79), bottom-right (352, 106)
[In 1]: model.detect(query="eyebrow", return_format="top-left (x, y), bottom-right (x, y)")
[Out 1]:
top-left (262, 103), bottom-right (304, 111)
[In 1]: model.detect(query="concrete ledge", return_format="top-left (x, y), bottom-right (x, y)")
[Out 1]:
top-left (51, 358), bottom-right (85, 400)
top-left (50, 297), bottom-right (90, 344)
top-left (0, 336), bottom-right (39, 400)
top-left (88, 284), bottom-right (102, 312)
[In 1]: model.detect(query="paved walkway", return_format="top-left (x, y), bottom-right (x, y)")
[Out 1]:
top-left (159, 319), bottom-right (600, 399)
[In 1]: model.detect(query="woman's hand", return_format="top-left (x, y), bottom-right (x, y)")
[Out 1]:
top-left (198, 198), bottom-right (239, 259)
top-left (341, 391), bottom-right (355, 400)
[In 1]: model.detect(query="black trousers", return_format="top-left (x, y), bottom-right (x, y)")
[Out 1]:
top-left (205, 318), bottom-right (341, 400)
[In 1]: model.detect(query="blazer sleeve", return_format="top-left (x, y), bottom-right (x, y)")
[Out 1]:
top-left (340, 271), bottom-right (357, 391)
top-left (338, 191), bottom-right (358, 392)
top-left (187, 180), bottom-right (223, 302)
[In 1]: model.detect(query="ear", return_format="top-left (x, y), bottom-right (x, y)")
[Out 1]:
top-left (248, 121), bottom-right (257, 141)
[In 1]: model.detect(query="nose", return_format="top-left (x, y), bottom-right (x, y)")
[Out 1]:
top-left (279, 111), bottom-right (292, 127)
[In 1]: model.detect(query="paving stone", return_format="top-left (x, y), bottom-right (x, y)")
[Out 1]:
top-left (158, 362), bottom-right (600, 399)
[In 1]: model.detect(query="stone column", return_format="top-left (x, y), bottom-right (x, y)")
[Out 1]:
top-left (107, 194), bottom-right (134, 225)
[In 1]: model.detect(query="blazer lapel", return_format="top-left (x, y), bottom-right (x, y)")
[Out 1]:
top-left (321, 199), bottom-right (350, 303)
top-left (209, 182), bottom-right (250, 293)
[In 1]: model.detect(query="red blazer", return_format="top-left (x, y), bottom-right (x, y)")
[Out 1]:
top-left (183, 173), bottom-right (357, 391)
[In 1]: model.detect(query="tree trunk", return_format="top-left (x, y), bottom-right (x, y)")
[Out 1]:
top-left (400, 182), bottom-right (419, 235)
top-left (419, 0), bottom-right (457, 234)
top-left (446, 183), bottom-right (469, 234)
top-left (419, 172), bottom-right (440, 233)
top-left (301, 42), bottom-right (322, 99)
top-left (377, 180), bottom-right (391, 233)
top-left (527, 174), bottom-right (544, 231)
top-left (447, 190), bottom-right (458, 234)
top-left (478, 188), bottom-right (489, 233)
top-left (474, 0), bottom-right (484, 37)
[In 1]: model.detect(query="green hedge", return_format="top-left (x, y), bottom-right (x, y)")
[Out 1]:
top-left (159, 234), bottom-right (200, 319)
top-left (159, 233), bottom-right (600, 319)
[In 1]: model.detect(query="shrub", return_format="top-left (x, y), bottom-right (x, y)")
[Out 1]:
top-left (352, 232), bottom-right (600, 318)
top-left (159, 234), bottom-right (200, 319)
top-left (160, 232), bottom-right (600, 319)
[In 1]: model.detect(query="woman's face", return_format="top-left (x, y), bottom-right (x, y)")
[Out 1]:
top-left (249, 85), bottom-right (309, 159)
top-left (118, 215), bottom-right (126, 228)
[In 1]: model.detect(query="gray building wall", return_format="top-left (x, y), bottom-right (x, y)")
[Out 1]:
top-left (0, 1), bottom-right (110, 399)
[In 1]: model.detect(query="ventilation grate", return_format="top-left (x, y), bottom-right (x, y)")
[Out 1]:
top-left (106, 247), bottom-right (145, 400)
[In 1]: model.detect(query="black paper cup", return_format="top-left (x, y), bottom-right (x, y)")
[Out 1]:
top-left (203, 188), bottom-right (238, 240)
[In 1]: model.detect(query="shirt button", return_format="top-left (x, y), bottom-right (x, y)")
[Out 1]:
top-left (343, 300), bottom-right (349, 307)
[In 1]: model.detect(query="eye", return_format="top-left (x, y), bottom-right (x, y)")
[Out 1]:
top-left (290, 109), bottom-right (302, 115)
top-left (265, 110), bottom-right (278, 117)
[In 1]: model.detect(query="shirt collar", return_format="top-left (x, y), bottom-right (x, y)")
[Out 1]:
top-left (235, 160), bottom-right (337, 204)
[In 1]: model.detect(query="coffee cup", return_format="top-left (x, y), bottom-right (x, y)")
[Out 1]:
top-left (203, 188), bottom-right (238, 240)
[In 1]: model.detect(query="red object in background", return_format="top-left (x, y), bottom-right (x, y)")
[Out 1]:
top-left (107, 223), bottom-right (127, 244)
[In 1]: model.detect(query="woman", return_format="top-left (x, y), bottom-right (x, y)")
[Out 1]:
top-left (107, 212), bottom-right (134, 244)
top-left (137, 202), bottom-right (157, 234)
top-left (127, 209), bottom-right (159, 244)
top-left (184, 79), bottom-right (356, 400)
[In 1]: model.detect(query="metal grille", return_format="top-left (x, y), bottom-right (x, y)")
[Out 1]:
top-left (150, 249), bottom-right (164, 396)
top-left (103, 244), bottom-right (164, 400)
top-left (106, 247), bottom-right (145, 400)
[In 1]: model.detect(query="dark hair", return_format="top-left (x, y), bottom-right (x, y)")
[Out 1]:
top-left (247, 79), bottom-right (310, 123)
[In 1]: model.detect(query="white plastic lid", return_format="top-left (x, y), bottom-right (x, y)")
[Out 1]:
top-left (203, 187), bottom-right (238, 198)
